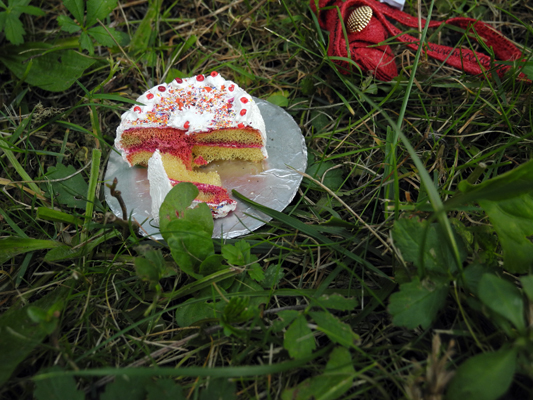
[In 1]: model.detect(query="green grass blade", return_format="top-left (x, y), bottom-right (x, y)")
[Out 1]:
top-left (232, 190), bottom-right (390, 280)
top-left (0, 138), bottom-right (42, 195)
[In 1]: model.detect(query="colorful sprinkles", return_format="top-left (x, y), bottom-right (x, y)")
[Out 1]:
top-left (127, 73), bottom-right (251, 131)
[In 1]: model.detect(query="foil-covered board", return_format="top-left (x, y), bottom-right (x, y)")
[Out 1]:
top-left (104, 98), bottom-right (307, 239)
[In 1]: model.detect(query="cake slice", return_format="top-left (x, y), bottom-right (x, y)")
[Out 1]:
top-left (147, 150), bottom-right (237, 220)
top-left (115, 72), bottom-right (267, 219)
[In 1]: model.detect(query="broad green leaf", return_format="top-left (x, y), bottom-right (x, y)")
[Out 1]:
top-left (478, 194), bottom-right (533, 273)
top-left (388, 277), bottom-right (448, 329)
top-left (305, 161), bottom-right (344, 191)
top-left (183, 202), bottom-right (213, 235)
top-left (222, 244), bottom-right (245, 265)
top-left (159, 182), bottom-right (200, 235)
top-left (3, 12), bottom-right (24, 45)
top-left (17, 6), bottom-right (45, 17)
top-left (446, 348), bottom-right (517, 400)
top-left (101, 375), bottom-right (150, 400)
top-left (272, 310), bottom-right (300, 332)
top-left (523, 64), bottom-right (533, 80)
top-left (175, 300), bottom-right (216, 327)
top-left (62, 0), bottom-right (85, 22)
top-left (198, 254), bottom-right (226, 276)
top-left (455, 160), bottom-right (533, 273)
top-left (134, 248), bottom-right (170, 288)
top-left (166, 220), bottom-right (214, 278)
top-left (314, 294), bottom-right (358, 311)
top-left (33, 367), bottom-right (84, 400)
top-left (282, 347), bottom-right (355, 400)
top-left (88, 25), bottom-right (129, 47)
top-left (146, 379), bottom-right (185, 400)
top-left (222, 240), bottom-right (252, 266)
top-left (0, 43), bottom-right (96, 92)
top-left (79, 31), bottom-right (94, 54)
top-left (520, 275), bottom-right (533, 303)
top-left (456, 159), bottom-right (533, 203)
top-left (392, 218), bottom-right (466, 274)
top-left (0, 285), bottom-right (69, 386)
top-left (199, 377), bottom-right (236, 400)
top-left (260, 264), bottom-right (285, 288)
top-left (248, 263), bottom-right (264, 282)
top-left (461, 262), bottom-right (494, 295)
top-left (0, 238), bottom-right (62, 264)
top-left (300, 76), bottom-right (315, 96)
top-left (226, 275), bottom-right (269, 307)
top-left (42, 163), bottom-right (89, 209)
top-left (57, 14), bottom-right (81, 33)
top-left (221, 296), bottom-right (257, 334)
top-left (27, 302), bottom-right (63, 335)
top-left (309, 311), bottom-right (360, 348)
top-left (478, 274), bottom-right (525, 332)
top-left (165, 68), bottom-right (184, 84)
top-left (86, 0), bottom-right (117, 27)
top-left (284, 315), bottom-right (316, 359)
top-left (310, 110), bottom-right (329, 132)
top-left (266, 93), bottom-right (289, 107)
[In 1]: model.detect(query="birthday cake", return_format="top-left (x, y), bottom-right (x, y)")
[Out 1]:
top-left (115, 72), bottom-right (267, 219)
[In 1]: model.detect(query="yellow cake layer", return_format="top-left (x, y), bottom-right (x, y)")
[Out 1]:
top-left (192, 146), bottom-right (264, 163)
top-left (194, 129), bottom-right (263, 145)
top-left (128, 150), bottom-right (154, 167)
top-left (160, 153), bottom-right (221, 186)
top-left (196, 191), bottom-right (217, 202)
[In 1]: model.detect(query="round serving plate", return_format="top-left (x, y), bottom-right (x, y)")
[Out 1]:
top-left (104, 98), bottom-right (307, 239)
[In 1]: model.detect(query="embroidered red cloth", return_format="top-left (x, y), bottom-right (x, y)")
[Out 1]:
top-left (310, 0), bottom-right (529, 81)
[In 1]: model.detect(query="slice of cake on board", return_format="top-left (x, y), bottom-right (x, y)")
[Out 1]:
top-left (115, 72), bottom-right (268, 219)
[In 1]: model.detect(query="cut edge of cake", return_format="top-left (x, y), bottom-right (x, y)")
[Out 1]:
top-left (148, 150), bottom-right (237, 221)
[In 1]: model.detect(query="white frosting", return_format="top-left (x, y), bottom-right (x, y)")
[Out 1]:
top-left (147, 150), bottom-right (173, 223)
top-left (115, 73), bottom-right (267, 165)
top-left (147, 150), bottom-right (237, 220)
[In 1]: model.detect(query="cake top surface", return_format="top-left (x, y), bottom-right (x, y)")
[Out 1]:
top-left (117, 72), bottom-right (265, 140)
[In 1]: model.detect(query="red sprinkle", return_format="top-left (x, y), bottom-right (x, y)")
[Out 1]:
top-left (157, 85), bottom-right (166, 92)
top-left (229, 84), bottom-right (235, 92)
top-left (196, 75), bottom-right (204, 82)
top-left (134, 106), bottom-right (141, 112)
top-left (240, 109), bottom-right (247, 116)
top-left (240, 97), bottom-right (248, 103)
top-left (184, 121), bottom-right (190, 129)
top-left (238, 123), bottom-right (245, 128)
top-left (146, 93), bottom-right (154, 99)
top-left (210, 71), bottom-right (218, 77)
top-left (175, 78), bottom-right (183, 84)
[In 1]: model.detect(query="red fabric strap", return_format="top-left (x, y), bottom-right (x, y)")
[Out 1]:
top-left (310, 0), bottom-right (530, 81)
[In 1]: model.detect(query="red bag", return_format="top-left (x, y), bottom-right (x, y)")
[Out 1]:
top-left (310, 0), bottom-right (530, 81)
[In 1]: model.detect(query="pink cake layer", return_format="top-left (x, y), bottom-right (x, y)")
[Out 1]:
top-left (126, 141), bottom-right (262, 154)
top-left (168, 179), bottom-right (237, 211)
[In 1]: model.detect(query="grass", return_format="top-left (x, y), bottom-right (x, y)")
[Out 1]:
top-left (1, 0), bottom-right (533, 399)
